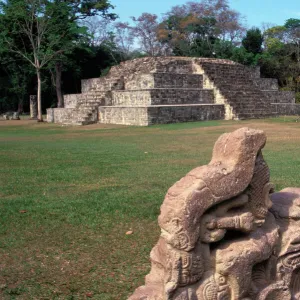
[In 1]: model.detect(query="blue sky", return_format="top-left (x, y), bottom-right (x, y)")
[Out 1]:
top-left (111, 0), bottom-right (300, 28)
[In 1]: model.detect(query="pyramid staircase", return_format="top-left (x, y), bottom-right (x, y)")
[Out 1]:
top-left (47, 57), bottom-right (298, 126)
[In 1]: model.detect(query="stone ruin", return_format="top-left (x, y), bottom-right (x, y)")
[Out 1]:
top-left (46, 57), bottom-right (299, 126)
top-left (2, 111), bottom-right (20, 120)
top-left (128, 127), bottom-right (300, 299)
top-left (30, 95), bottom-right (38, 120)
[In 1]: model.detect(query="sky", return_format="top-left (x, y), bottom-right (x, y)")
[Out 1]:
top-left (111, 0), bottom-right (300, 28)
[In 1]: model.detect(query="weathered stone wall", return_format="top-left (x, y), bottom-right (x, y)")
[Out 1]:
top-left (125, 73), bottom-right (203, 90)
top-left (81, 77), bottom-right (124, 93)
top-left (108, 57), bottom-right (239, 79)
top-left (112, 89), bottom-right (214, 106)
top-left (99, 104), bottom-right (225, 126)
top-left (64, 94), bottom-right (79, 108)
top-left (148, 104), bottom-right (225, 124)
top-left (47, 107), bottom-right (98, 125)
top-left (253, 78), bottom-right (278, 90)
top-left (76, 91), bottom-right (113, 106)
top-left (47, 108), bottom-right (76, 124)
top-left (108, 57), bottom-right (194, 77)
top-left (47, 108), bottom-right (54, 123)
top-left (98, 107), bottom-right (149, 126)
top-left (195, 62), bottom-right (260, 86)
top-left (272, 103), bottom-right (300, 115)
top-left (264, 91), bottom-right (295, 104)
top-left (195, 61), bottom-right (277, 119)
top-left (246, 66), bottom-right (261, 78)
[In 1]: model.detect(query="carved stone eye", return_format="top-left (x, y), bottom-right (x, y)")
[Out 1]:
top-left (219, 275), bottom-right (226, 284)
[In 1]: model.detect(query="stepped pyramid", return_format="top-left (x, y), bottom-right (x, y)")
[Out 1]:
top-left (47, 57), bottom-right (298, 126)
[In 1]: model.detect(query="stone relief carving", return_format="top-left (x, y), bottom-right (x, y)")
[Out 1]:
top-left (128, 127), bottom-right (300, 300)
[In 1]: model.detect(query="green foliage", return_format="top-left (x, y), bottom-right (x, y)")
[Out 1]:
top-left (259, 20), bottom-right (299, 93)
top-left (230, 47), bottom-right (256, 65)
top-left (296, 92), bottom-right (300, 103)
top-left (284, 18), bottom-right (300, 38)
top-left (0, 0), bottom-right (118, 111)
top-left (242, 27), bottom-right (263, 54)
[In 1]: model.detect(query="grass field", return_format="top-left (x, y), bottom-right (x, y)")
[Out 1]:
top-left (1, 117), bottom-right (300, 299)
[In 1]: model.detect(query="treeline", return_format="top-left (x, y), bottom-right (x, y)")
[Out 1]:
top-left (0, 0), bottom-right (299, 116)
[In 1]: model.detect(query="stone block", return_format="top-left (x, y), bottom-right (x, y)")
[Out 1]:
top-left (64, 94), bottom-right (80, 108)
top-left (125, 73), bottom-right (203, 90)
top-left (263, 91), bottom-right (295, 104)
top-left (30, 95), bottom-right (37, 119)
top-left (112, 89), bottom-right (214, 106)
top-left (253, 78), bottom-right (278, 90)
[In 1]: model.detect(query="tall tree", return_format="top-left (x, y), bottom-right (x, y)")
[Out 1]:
top-left (157, 0), bottom-right (245, 56)
top-left (50, 0), bottom-right (117, 108)
top-left (0, 0), bottom-right (75, 120)
top-left (242, 27), bottom-right (263, 54)
top-left (130, 13), bottom-right (167, 56)
top-left (117, 13), bottom-right (167, 57)
top-left (261, 19), bottom-right (300, 94)
top-left (284, 18), bottom-right (300, 64)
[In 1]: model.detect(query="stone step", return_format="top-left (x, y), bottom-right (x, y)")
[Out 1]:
top-left (262, 91), bottom-right (295, 104)
top-left (99, 104), bottom-right (225, 126)
top-left (124, 73), bottom-right (203, 90)
top-left (81, 77), bottom-right (124, 93)
top-left (77, 104), bottom-right (99, 109)
top-left (112, 89), bottom-right (214, 106)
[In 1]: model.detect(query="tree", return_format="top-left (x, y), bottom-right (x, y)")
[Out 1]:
top-left (284, 19), bottom-right (300, 95)
top-left (0, 0), bottom-right (74, 120)
top-left (50, 0), bottom-right (117, 108)
top-left (81, 16), bottom-right (114, 47)
top-left (242, 27), bottom-right (263, 54)
top-left (284, 18), bottom-right (300, 64)
top-left (261, 20), bottom-right (300, 95)
top-left (1, 59), bottom-right (31, 113)
top-left (113, 22), bottom-right (136, 60)
top-left (158, 14), bottom-right (218, 56)
top-left (46, 1), bottom-right (91, 108)
top-left (263, 25), bottom-right (287, 53)
top-left (0, 54), bottom-right (33, 112)
top-left (0, 0), bottom-right (117, 117)
top-left (157, 0), bottom-right (245, 56)
top-left (118, 13), bottom-right (167, 57)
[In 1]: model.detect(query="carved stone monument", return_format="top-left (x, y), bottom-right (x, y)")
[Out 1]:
top-left (128, 127), bottom-right (300, 300)
top-left (30, 95), bottom-right (37, 119)
top-left (46, 57), bottom-right (299, 126)
top-left (12, 112), bottom-right (20, 120)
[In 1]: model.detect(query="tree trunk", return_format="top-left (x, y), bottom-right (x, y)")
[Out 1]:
top-left (17, 97), bottom-right (24, 113)
top-left (55, 62), bottom-right (64, 108)
top-left (37, 69), bottom-right (43, 121)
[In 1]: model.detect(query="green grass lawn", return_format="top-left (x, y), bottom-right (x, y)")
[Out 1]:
top-left (1, 117), bottom-right (300, 299)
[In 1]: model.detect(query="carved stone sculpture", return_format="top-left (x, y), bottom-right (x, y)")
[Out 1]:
top-left (30, 95), bottom-right (38, 119)
top-left (128, 127), bottom-right (300, 300)
top-left (2, 111), bottom-right (19, 120)
top-left (12, 112), bottom-right (20, 120)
